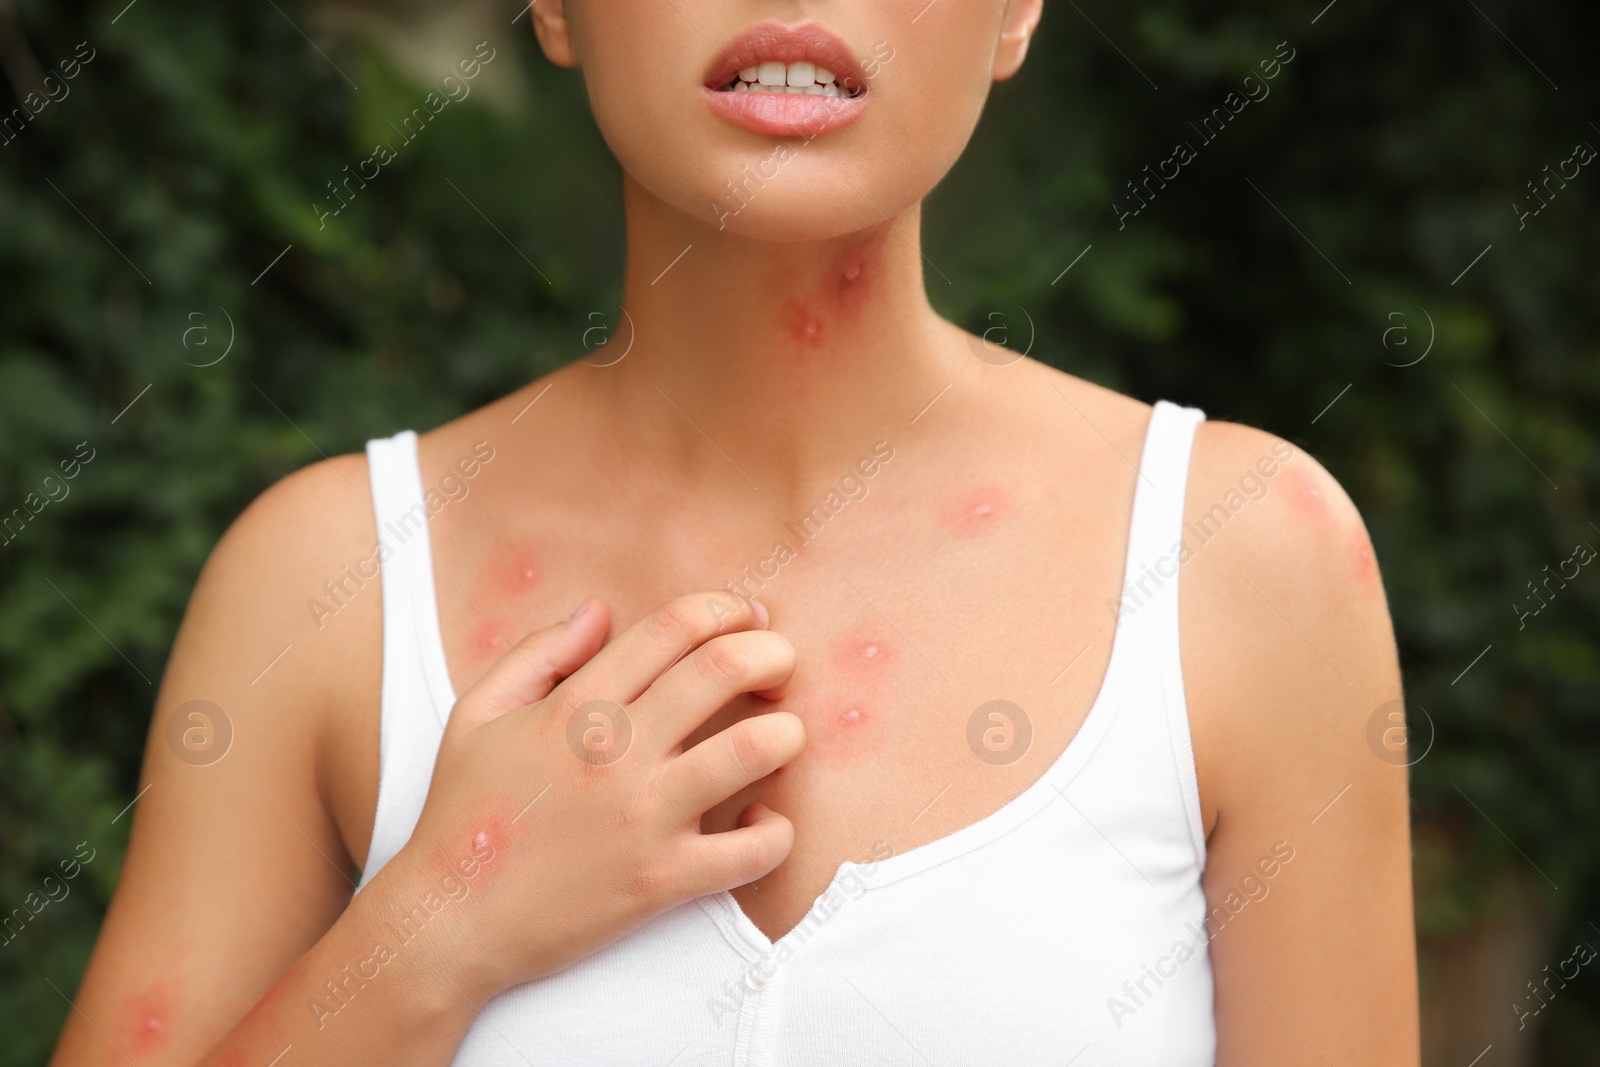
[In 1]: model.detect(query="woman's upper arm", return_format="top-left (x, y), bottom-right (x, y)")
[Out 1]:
top-left (52, 454), bottom-right (381, 1067)
top-left (1183, 421), bottom-right (1419, 1065)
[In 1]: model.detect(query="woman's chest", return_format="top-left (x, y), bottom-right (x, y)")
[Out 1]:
top-left (423, 485), bottom-right (1135, 941)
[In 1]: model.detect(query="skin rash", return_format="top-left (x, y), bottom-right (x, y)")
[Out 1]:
top-left (776, 230), bottom-right (884, 356)
top-left (1282, 466), bottom-right (1382, 590)
top-left (463, 541), bottom-right (544, 663)
top-left (796, 629), bottom-right (899, 758)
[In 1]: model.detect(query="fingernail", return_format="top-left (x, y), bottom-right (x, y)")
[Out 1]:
top-left (750, 599), bottom-right (769, 627)
top-left (568, 598), bottom-right (592, 624)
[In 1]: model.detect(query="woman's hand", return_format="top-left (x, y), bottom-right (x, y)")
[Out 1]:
top-left (375, 591), bottom-right (804, 1003)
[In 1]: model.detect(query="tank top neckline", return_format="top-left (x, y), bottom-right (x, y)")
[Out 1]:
top-left (368, 398), bottom-right (1205, 947)
top-left (700, 400), bottom-right (1193, 952)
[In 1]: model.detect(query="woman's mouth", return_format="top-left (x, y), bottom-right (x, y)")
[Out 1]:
top-left (703, 22), bottom-right (870, 138)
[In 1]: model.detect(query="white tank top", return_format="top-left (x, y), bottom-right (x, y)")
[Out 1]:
top-left (358, 399), bottom-right (1215, 1065)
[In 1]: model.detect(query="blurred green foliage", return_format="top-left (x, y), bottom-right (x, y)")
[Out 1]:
top-left (1, 0), bottom-right (1596, 1061)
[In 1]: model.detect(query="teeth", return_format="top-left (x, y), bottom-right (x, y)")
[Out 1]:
top-left (728, 61), bottom-right (859, 96)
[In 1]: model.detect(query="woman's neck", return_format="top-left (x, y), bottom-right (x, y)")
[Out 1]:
top-left (586, 175), bottom-right (973, 508)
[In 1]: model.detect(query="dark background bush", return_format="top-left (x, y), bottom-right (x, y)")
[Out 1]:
top-left (1, 0), bottom-right (1595, 1061)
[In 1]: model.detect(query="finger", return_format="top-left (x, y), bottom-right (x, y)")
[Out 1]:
top-left (447, 597), bottom-right (611, 737)
top-left (674, 804), bottom-right (795, 898)
top-left (557, 591), bottom-right (768, 707)
top-left (655, 712), bottom-right (805, 817)
top-left (739, 801), bottom-right (777, 828)
top-left (634, 630), bottom-right (796, 751)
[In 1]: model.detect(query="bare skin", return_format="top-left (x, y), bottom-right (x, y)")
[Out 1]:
top-left (50, 0), bottom-right (1418, 1064)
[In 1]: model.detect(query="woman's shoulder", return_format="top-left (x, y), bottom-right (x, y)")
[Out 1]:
top-left (201, 449), bottom-right (382, 690)
top-left (1178, 415), bottom-right (1399, 836)
top-left (1183, 417), bottom-right (1379, 611)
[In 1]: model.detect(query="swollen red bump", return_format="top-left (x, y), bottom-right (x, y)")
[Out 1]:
top-left (830, 229), bottom-right (885, 316)
top-left (831, 631), bottom-right (894, 673)
top-left (464, 812), bottom-right (509, 866)
top-left (942, 486), bottom-right (1009, 538)
top-left (791, 630), bottom-right (897, 758)
top-left (803, 691), bottom-right (888, 759)
top-left (124, 979), bottom-right (175, 1055)
top-left (1282, 466), bottom-right (1329, 523)
top-left (1351, 531), bottom-right (1382, 591)
top-left (481, 543), bottom-right (542, 596)
top-left (782, 300), bottom-right (826, 349)
top-left (469, 620), bottom-right (505, 656)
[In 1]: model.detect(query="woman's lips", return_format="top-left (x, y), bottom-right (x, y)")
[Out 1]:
top-left (703, 85), bottom-right (867, 138)
top-left (703, 21), bottom-right (869, 137)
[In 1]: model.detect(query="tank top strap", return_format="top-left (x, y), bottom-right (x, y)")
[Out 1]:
top-left (1123, 401), bottom-right (1206, 579)
top-left (1116, 399), bottom-right (1208, 861)
top-left (359, 429), bottom-right (455, 887)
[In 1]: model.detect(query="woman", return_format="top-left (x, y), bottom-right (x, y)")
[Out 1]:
top-left (51, 0), bottom-right (1418, 1063)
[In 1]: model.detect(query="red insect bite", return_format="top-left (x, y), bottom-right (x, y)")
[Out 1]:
top-left (124, 979), bottom-right (175, 1055)
top-left (833, 255), bottom-right (866, 308)
top-left (464, 813), bottom-right (510, 867)
top-left (782, 299), bottom-right (826, 349)
top-left (1281, 466), bottom-right (1330, 523)
top-left (481, 545), bottom-right (541, 595)
top-left (802, 693), bottom-right (890, 760)
top-left (831, 631), bottom-right (894, 673)
top-left (791, 630), bottom-right (897, 759)
top-left (829, 230), bottom-right (884, 316)
top-left (942, 486), bottom-right (1009, 538)
top-left (469, 620), bottom-right (506, 656)
top-left (1350, 534), bottom-right (1382, 591)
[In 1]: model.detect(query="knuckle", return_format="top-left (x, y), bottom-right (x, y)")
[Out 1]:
top-left (729, 719), bottom-right (774, 778)
top-left (624, 853), bottom-right (675, 906)
top-left (727, 829), bottom-right (774, 881)
top-left (540, 684), bottom-right (584, 727)
top-left (701, 590), bottom-right (750, 631)
top-left (649, 600), bottom-right (705, 648)
top-left (696, 639), bottom-right (749, 687)
top-left (614, 789), bottom-right (652, 835)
